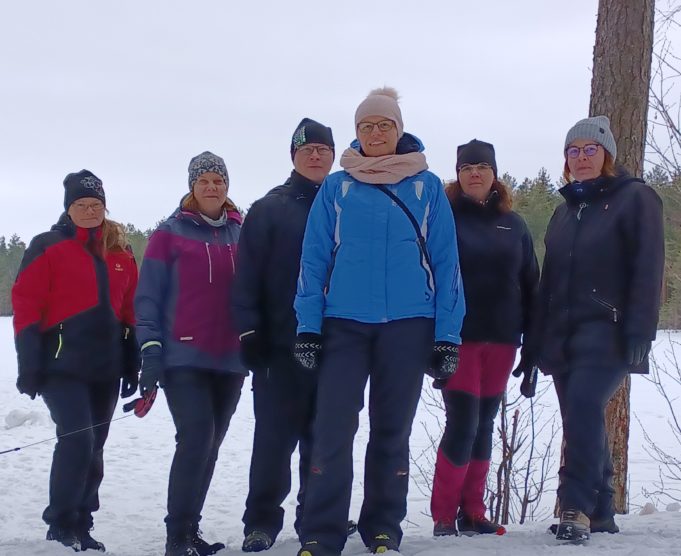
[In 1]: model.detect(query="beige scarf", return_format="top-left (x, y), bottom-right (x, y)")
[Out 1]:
top-left (340, 148), bottom-right (428, 185)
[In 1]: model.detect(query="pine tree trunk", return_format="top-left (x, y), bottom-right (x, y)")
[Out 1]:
top-left (588, 0), bottom-right (654, 514)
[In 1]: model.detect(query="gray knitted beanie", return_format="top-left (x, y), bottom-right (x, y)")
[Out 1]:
top-left (564, 115), bottom-right (617, 160)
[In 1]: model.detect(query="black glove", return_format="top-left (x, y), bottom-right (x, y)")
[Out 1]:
top-left (513, 359), bottom-right (538, 398)
top-left (293, 333), bottom-right (323, 372)
top-left (626, 338), bottom-right (651, 366)
top-left (239, 330), bottom-right (268, 370)
top-left (16, 373), bottom-right (40, 400)
top-left (426, 341), bottom-right (459, 381)
top-left (139, 344), bottom-right (164, 396)
top-left (120, 371), bottom-right (139, 399)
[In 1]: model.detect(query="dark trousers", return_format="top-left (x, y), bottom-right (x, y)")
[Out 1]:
top-left (41, 376), bottom-right (119, 529)
top-left (299, 317), bottom-right (433, 554)
top-left (243, 352), bottom-right (317, 540)
top-left (554, 367), bottom-right (627, 516)
top-left (164, 368), bottom-right (243, 533)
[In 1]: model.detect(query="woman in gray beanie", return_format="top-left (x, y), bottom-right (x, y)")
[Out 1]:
top-left (533, 116), bottom-right (664, 543)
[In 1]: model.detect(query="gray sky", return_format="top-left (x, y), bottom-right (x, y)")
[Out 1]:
top-left (0, 0), bottom-right (601, 241)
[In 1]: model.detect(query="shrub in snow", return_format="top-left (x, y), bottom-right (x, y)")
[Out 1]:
top-left (640, 502), bottom-right (657, 515)
top-left (666, 502), bottom-right (681, 512)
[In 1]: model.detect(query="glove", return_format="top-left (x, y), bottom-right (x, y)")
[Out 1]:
top-left (426, 341), bottom-right (459, 381)
top-left (513, 359), bottom-right (538, 399)
top-left (139, 344), bottom-right (164, 396)
top-left (16, 373), bottom-right (40, 400)
top-left (239, 330), bottom-right (268, 370)
top-left (120, 371), bottom-right (139, 399)
top-left (293, 333), bottom-right (323, 372)
top-left (626, 338), bottom-right (651, 366)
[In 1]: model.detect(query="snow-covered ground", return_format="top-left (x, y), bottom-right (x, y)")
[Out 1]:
top-left (1, 316), bottom-right (680, 555)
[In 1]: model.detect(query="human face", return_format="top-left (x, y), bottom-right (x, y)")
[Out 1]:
top-left (357, 116), bottom-right (399, 157)
top-left (68, 197), bottom-right (106, 228)
top-left (293, 143), bottom-right (334, 184)
top-left (566, 139), bottom-right (605, 181)
top-left (193, 172), bottom-right (228, 219)
top-left (458, 163), bottom-right (495, 202)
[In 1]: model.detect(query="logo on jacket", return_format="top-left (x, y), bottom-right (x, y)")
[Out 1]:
top-left (114, 263), bottom-right (124, 272)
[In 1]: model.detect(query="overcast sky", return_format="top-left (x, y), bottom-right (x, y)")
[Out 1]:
top-left (0, 0), bottom-right (605, 241)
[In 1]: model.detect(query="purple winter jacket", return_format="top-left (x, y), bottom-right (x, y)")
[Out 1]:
top-left (135, 203), bottom-right (246, 375)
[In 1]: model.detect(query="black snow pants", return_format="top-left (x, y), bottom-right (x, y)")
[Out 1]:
top-left (41, 376), bottom-right (119, 530)
top-left (163, 368), bottom-right (243, 535)
top-left (298, 317), bottom-right (433, 554)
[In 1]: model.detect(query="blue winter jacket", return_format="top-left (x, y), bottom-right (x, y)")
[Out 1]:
top-left (295, 137), bottom-right (465, 343)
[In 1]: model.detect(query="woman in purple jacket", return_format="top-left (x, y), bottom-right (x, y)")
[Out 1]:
top-left (135, 151), bottom-right (246, 556)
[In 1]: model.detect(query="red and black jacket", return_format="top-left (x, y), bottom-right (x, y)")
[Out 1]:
top-left (12, 214), bottom-right (139, 383)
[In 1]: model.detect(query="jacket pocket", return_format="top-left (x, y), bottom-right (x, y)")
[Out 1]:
top-left (324, 245), bottom-right (340, 296)
top-left (590, 294), bottom-right (620, 323)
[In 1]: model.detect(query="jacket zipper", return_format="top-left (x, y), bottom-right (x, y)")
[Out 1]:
top-left (591, 295), bottom-right (619, 323)
top-left (55, 323), bottom-right (63, 359)
top-left (124, 326), bottom-right (130, 340)
top-left (228, 244), bottom-right (235, 274)
top-left (577, 202), bottom-right (587, 220)
top-left (205, 242), bottom-right (213, 283)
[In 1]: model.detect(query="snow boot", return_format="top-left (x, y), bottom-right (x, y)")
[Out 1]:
top-left (191, 525), bottom-right (224, 555)
top-left (297, 540), bottom-right (340, 556)
top-left (47, 524), bottom-right (82, 551)
top-left (347, 519), bottom-right (358, 536)
top-left (80, 528), bottom-right (105, 552)
top-left (165, 530), bottom-right (200, 556)
top-left (433, 519), bottom-right (458, 537)
top-left (457, 510), bottom-right (506, 536)
top-left (555, 510), bottom-right (590, 543)
top-left (590, 515), bottom-right (619, 534)
top-left (369, 533), bottom-right (399, 554)
top-left (242, 530), bottom-right (273, 553)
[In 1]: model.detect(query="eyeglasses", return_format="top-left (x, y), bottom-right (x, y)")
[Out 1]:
top-left (566, 144), bottom-right (601, 159)
top-left (296, 145), bottom-right (333, 157)
top-left (72, 201), bottom-right (105, 212)
top-left (357, 120), bottom-right (395, 134)
top-left (458, 163), bottom-right (493, 174)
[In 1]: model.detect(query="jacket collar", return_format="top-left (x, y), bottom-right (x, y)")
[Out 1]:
top-left (559, 172), bottom-right (644, 206)
top-left (52, 213), bottom-right (103, 243)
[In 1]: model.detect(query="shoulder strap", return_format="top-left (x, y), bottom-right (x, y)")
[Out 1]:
top-left (376, 184), bottom-right (434, 275)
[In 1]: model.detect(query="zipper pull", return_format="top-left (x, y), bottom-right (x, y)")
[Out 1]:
top-left (613, 308), bottom-right (618, 323)
top-left (577, 202), bottom-right (587, 220)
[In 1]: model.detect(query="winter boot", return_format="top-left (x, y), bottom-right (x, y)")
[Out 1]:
top-left (47, 524), bottom-right (82, 551)
top-left (433, 519), bottom-right (458, 537)
top-left (297, 540), bottom-right (340, 556)
top-left (555, 510), bottom-right (590, 543)
top-left (457, 510), bottom-right (506, 536)
top-left (191, 525), bottom-right (225, 556)
top-left (80, 527), bottom-right (106, 552)
top-left (369, 533), bottom-right (399, 554)
top-left (590, 515), bottom-right (619, 534)
top-left (165, 530), bottom-right (200, 556)
top-left (242, 530), bottom-right (273, 553)
top-left (347, 519), bottom-right (358, 536)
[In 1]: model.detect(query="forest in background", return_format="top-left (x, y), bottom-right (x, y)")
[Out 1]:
top-left (1, 165), bottom-right (680, 328)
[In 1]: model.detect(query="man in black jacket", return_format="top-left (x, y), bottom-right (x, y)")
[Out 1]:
top-left (233, 118), bottom-right (335, 552)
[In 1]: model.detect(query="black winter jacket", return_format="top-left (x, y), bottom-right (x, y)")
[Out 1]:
top-left (233, 171), bottom-right (320, 358)
top-left (452, 193), bottom-right (539, 359)
top-left (534, 173), bottom-right (664, 375)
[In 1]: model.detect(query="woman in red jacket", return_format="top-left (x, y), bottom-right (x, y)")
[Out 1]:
top-left (12, 170), bottom-right (139, 552)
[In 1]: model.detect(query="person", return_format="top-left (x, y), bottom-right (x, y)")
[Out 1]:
top-left (233, 119), bottom-right (342, 552)
top-left (429, 140), bottom-right (540, 537)
top-left (12, 170), bottom-right (139, 551)
top-left (534, 116), bottom-right (664, 542)
top-left (293, 87), bottom-right (466, 556)
top-left (135, 152), bottom-right (246, 556)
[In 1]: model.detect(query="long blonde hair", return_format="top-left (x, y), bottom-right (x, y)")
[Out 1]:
top-left (101, 218), bottom-right (129, 253)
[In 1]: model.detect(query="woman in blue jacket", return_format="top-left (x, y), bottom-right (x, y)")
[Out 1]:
top-left (294, 87), bottom-right (466, 556)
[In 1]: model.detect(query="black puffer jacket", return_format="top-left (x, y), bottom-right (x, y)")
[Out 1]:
top-left (452, 193), bottom-right (539, 360)
top-left (232, 171), bottom-right (320, 358)
top-left (534, 173), bottom-right (664, 375)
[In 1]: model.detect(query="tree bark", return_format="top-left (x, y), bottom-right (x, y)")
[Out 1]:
top-left (588, 0), bottom-right (655, 514)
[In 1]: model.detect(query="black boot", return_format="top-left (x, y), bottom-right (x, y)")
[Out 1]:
top-left (242, 530), bottom-right (273, 553)
top-left (457, 510), bottom-right (505, 536)
top-left (47, 524), bottom-right (82, 552)
top-left (80, 528), bottom-right (105, 552)
top-left (433, 520), bottom-right (458, 537)
top-left (369, 533), bottom-right (399, 554)
top-left (555, 510), bottom-right (590, 543)
top-left (347, 520), bottom-right (358, 536)
top-left (297, 540), bottom-right (340, 556)
top-left (190, 524), bottom-right (224, 556)
top-left (590, 515), bottom-right (620, 534)
top-left (166, 529), bottom-right (200, 556)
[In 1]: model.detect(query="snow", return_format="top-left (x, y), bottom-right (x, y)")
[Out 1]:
top-left (1, 316), bottom-right (681, 555)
